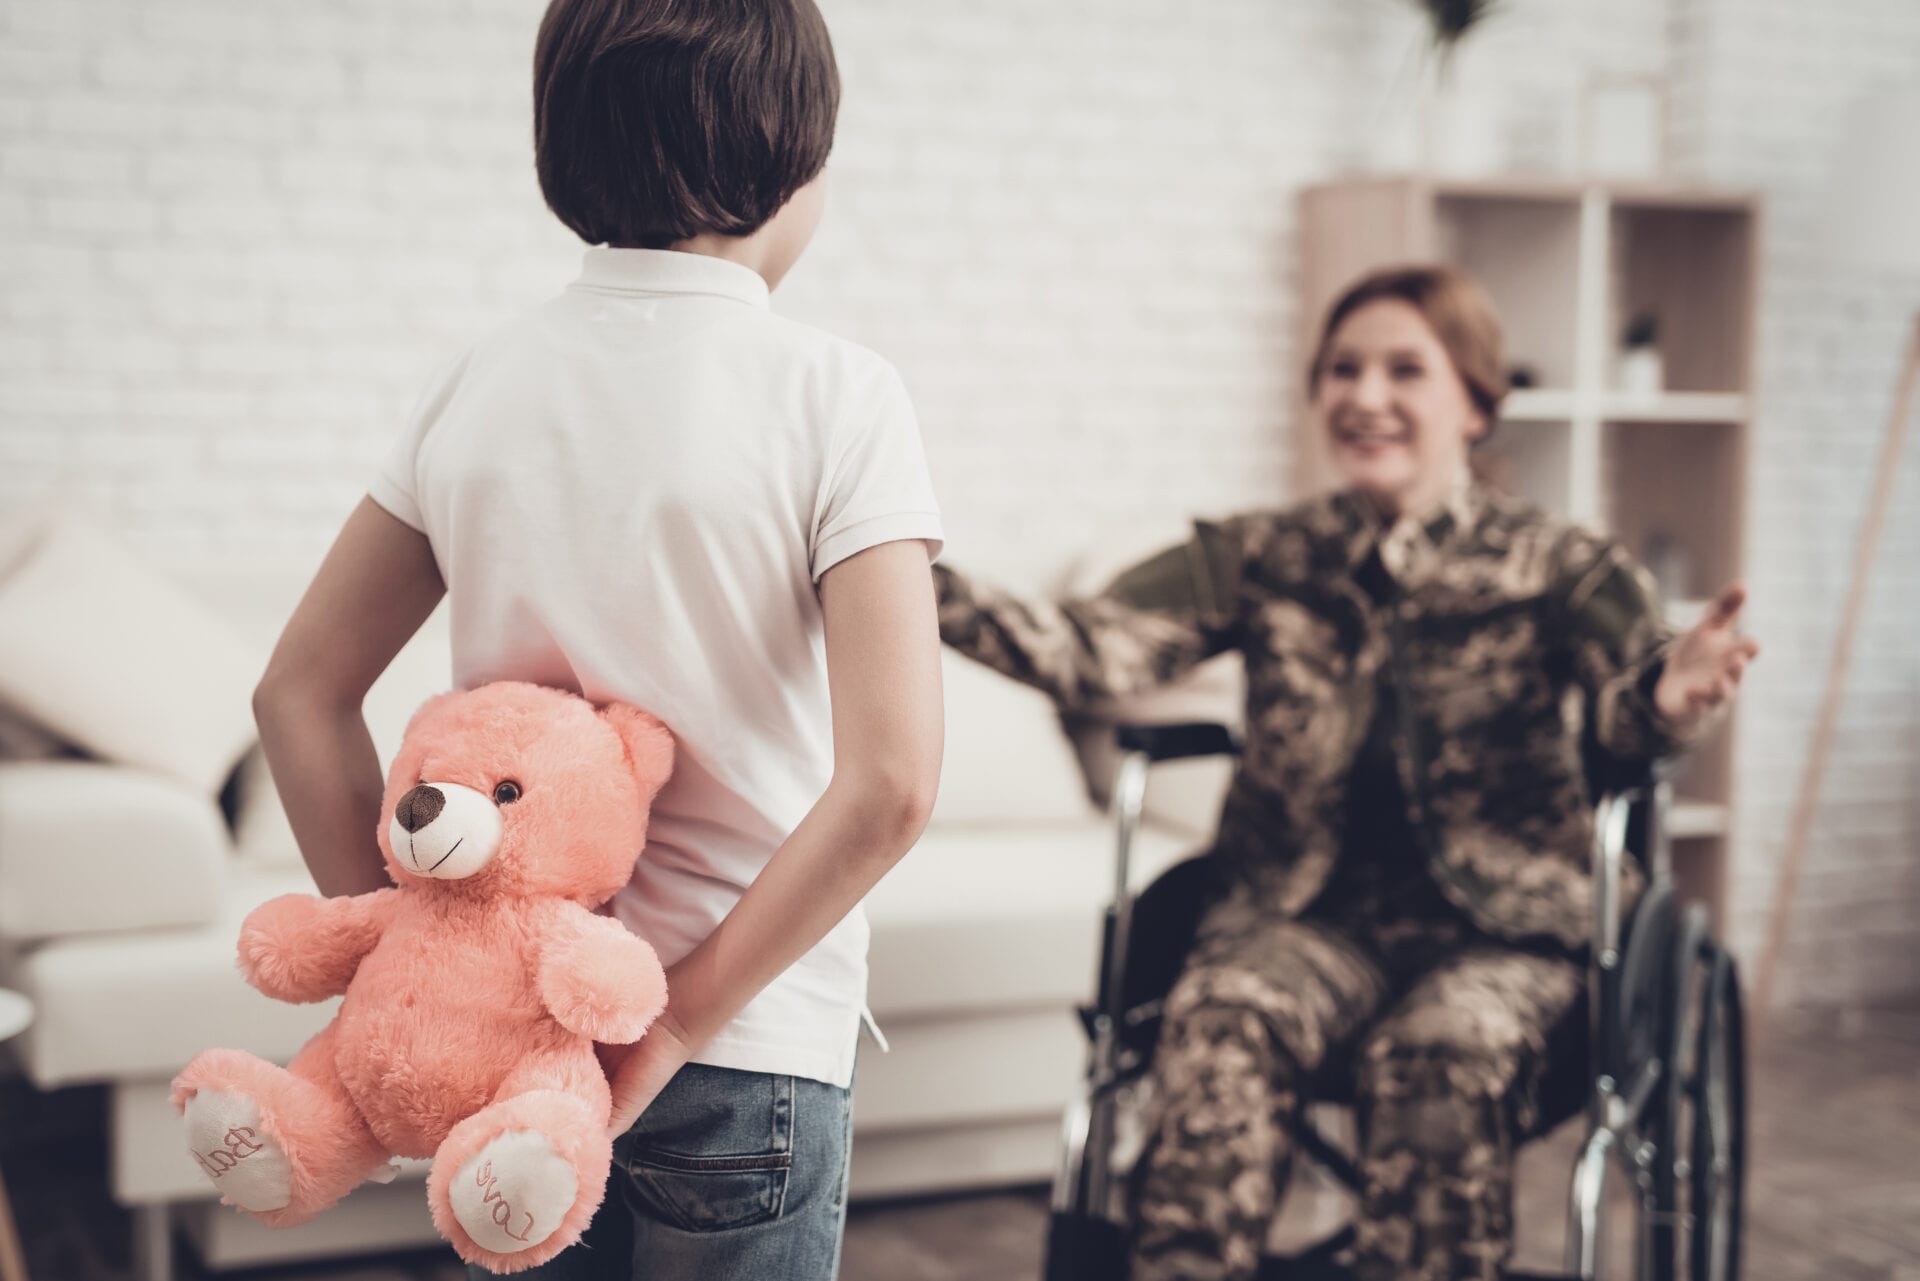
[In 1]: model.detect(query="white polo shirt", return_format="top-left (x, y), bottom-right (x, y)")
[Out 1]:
top-left (368, 248), bottom-right (943, 1088)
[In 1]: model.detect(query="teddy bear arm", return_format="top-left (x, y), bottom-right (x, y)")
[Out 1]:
top-left (238, 890), bottom-right (394, 1003)
top-left (536, 912), bottom-right (668, 1045)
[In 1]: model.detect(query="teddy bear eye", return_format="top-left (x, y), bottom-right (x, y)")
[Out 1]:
top-left (492, 780), bottom-right (523, 805)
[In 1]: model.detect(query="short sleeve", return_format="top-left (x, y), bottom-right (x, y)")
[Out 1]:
top-left (810, 363), bottom-right (944, 581)
top-left (366, 350), bottom-right (470, 534)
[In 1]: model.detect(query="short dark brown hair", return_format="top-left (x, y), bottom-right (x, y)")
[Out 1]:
top-left (533, 0), bottom-right (839, 249)
top-left (1308, 264), bottom-right (1509, 422)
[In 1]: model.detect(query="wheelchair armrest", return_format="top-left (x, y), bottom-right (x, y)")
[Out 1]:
top-left (1113, 721), bottom-right (1241, 762)
top-left (1582, 747), bottom-right (1678, 804)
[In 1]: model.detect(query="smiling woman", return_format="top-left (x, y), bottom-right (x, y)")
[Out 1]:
top-left (930, 261), bottom-right (1759, 1281)
top-left (1308, 265), bottom-right (1507, 523)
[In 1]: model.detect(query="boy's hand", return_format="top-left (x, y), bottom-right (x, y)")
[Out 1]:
top-left (595, 539), bottom-right (943, 1140)
top-left (603, 1007), bottom-right (698, 1137)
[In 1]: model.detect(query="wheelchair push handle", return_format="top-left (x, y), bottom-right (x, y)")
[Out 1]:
top-left (1105, 722), bottom-right (1237, 902)
top-left (1113, 721), bottom-right (1241, 762)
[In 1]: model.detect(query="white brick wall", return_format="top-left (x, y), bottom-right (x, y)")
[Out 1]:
top-left (2, 0), bottom-right (1914, 1004)
top-left (1668, 0), bottom-right (1920, 1006)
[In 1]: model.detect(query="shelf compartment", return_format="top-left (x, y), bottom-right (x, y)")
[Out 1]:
top-left (1607, 201), bottom-right (1759, 395)
top-left (1602, 419), bottom-right (1742, 602)
top-left (1436, 193), bottom-right (1583, 390)
top-left (1601, 391), bottom-right (1748, 423)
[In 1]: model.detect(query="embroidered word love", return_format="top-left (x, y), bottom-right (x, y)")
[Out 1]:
top-left (473, 1159), bottom-right (536, 1242)
top-left (193, 1126), bottom-right (266, 1179)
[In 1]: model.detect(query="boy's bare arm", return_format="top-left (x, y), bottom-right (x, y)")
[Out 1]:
top-left (606, 538), bottom-right (943, 1131)
top-left (253, 497), bottom-right (446, 898)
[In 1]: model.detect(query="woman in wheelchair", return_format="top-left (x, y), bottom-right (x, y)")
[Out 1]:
top-left (932, 264), bottom-right (1759, 1281)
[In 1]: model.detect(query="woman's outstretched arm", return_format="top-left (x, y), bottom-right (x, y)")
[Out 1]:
top-left (1556, 532), bottom-right (1755, 761)
top-left (933, 517), bottom-right (1246, 710)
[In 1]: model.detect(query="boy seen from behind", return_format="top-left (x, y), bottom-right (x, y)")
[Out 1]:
top-left (250, 1), bottom-right (945, 1276)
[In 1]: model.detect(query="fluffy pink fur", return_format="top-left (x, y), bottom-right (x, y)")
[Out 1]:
top-left (173, 683), bottom-right (675, 1268)
top-left (238, 891), bottom-right (394, 1003)
top-left (171, 1025), bottom-right (391, 1227)
top-left (538, 910), bottom-right (669, 1044)
top-left (427, 1090), bottom-right (608, 1274)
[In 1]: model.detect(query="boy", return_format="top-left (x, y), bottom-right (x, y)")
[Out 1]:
top-left (249, 1), bottom-right (945, 1276)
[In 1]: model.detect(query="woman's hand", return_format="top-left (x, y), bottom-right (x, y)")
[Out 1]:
top-left (1654, 582), bottom-right (1761, 725)
top-left (602, 1007), bottom-right (699, 1138)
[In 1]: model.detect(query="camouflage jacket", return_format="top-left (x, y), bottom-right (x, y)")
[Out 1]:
top-left (934, 485), bottom-right (1702, 951)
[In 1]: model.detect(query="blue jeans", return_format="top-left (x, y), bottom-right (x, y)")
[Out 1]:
top-left (467, 1063), bottom-right (855, 1281)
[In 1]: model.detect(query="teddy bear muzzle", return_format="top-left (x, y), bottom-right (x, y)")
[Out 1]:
top-left (388, 782), bottom-right (505, 881)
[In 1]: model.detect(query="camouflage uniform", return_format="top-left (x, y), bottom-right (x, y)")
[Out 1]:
top-left (933, 484), bottom-right (1702, 1281)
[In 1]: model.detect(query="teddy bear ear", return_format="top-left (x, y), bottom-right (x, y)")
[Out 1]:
top-left (599, 704), bottom-right (675, 801)
top-left (395, 690), bottom-right (468, 764)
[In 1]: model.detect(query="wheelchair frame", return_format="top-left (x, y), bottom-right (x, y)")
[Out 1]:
top-left (1047, 722), bottom-right (1746, 1281)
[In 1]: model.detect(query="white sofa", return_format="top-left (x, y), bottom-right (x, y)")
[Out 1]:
top-left (0, 526), bottom-right (1238, 1280)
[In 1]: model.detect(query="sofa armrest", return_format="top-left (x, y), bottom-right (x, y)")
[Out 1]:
top-left (0, 760), bottom-right (228, 942)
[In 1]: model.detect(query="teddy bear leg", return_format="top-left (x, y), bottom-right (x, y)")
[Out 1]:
top-left (172, 1023), bottom-right (392, 1226)
top-left (428, 1051), bottom-right (612, 1272)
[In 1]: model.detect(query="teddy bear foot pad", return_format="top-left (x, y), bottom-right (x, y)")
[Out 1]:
top-left (450, 1129), bottom-right (580, 1255)
top-left (183, 1089), bottom-right (294, 1213)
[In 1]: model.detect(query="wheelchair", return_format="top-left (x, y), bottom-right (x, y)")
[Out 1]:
top-left (1045, 722), bottom-right (1746, 1281)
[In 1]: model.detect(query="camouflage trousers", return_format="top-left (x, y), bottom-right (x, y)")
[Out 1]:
top-left (1127, 885), bottom-right (1582, 1281)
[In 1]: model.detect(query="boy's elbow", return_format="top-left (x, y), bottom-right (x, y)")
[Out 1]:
top-left (252, 677), bottom-right (291, 724)
top-left (847, 763), bottom-right (940, 845)
top-left (896, 771), bottom-right (939, 838)
top-left (253, 668), bottom-right (354, 720)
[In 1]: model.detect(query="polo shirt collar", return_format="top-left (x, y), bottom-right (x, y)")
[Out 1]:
top-left (574, 247), bottom-right (771, 310)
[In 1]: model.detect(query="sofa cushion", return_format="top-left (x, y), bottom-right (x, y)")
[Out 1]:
top-left (864, 817), bottom-right (1200, 1021)
top-left (0, 762), bottom-right (229, 942)
top-left (5, 862), bottom-right (329, 1088)
top-left (929, 651), bottom-right (1095, 827)
top-left (0, 703), bottom-right (80, 761)
top-left (0, 509), bottom-right (262, 796)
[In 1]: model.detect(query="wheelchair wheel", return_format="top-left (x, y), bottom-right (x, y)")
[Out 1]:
top-left (1616, 884), bottom-right (1681, 1084)
top-left (1649, 936), bottom-right (1746, 1281)
top-left (1688, 951), bottom-right (1745, 1281)
top-left (1044, 1210), bottom-right (1128, 1281)
top-left (1045, 1096), bottom-right (1130, 1281)
top-left (1647, 905), bottom-right (1708, 1281)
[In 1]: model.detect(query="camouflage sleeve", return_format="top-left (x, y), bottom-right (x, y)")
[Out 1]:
top-left (1554, 531), bottom-right (1699, 761)
top-left (932, 518), bottom-right (1246, 711)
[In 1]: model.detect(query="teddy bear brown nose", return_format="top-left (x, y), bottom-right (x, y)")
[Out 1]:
top-left (396, 785), bottom-right (446, 833)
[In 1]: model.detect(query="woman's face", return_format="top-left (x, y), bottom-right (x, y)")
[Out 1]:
top-left (1313, 298), bottom-right (1487, 516)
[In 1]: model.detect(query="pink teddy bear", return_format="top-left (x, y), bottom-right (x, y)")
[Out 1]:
top-left (171, 682), bottom-right (675, 1272)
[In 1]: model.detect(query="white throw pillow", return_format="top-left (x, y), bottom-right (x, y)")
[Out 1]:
top-left (0, 508), bottom-right (262, 796)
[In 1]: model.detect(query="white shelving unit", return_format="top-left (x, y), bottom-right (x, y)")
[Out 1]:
top-left (1297, 176), bottom-right (1760, 926)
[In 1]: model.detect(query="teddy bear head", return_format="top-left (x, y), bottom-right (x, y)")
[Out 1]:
top-left (377, 682), bottom-right (674, 905)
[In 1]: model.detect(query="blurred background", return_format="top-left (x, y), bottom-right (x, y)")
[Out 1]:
top-left (0, 1), bottom-right (1915, 1279)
